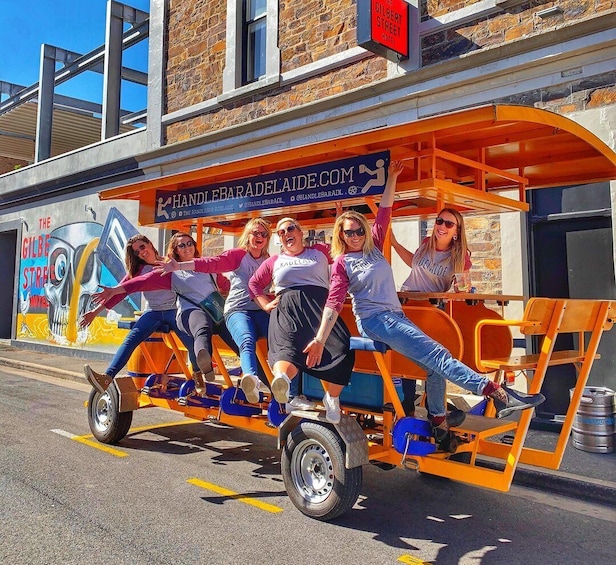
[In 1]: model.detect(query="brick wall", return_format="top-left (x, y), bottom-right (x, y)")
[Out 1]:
top-left (421, 1), bottom-right (616, 65)
top-left (165, 1), bottom-right (615, 143)
top-left (166, 0), bottom-right (227, 113)
top-left (465, 215), bottom-right (502, 294)
top-left (279, 0), bottom-right (358, 72)
top-left (165, 0), bottom-right (386, 143)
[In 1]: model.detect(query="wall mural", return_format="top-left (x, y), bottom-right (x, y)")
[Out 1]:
top-left (17, 207), bottom-right (139, 348)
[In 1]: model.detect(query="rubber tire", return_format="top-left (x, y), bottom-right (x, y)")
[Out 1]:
top-left (87, 386), bottom-right (133, 444)
top-left (281, 421), bottom-right (362, 521)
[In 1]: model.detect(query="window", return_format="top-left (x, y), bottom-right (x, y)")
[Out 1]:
top-left (244, 0), bottom-right (267, 84)
top-left (223, 0), bottom-right (279, 94)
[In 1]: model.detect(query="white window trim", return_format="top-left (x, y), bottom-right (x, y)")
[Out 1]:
top-left (222, 0), bottom-right (280, 94)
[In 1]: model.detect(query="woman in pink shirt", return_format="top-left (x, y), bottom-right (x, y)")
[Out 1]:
top-left (390, 208), bottom-right (472, 416)
top-left (248, 218), bottom-right (355, 423)
top-left (305, 160), bottom-right (545, 444)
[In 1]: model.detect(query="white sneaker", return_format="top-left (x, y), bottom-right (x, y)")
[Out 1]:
top-left (240, 374), bottom-right (261, 404)
top-left (286, 395), bottom-right (317, 413)
top-left (271, 373), bottom-right (291, 404)
top-left (323, 392), bottom-right (341, 424)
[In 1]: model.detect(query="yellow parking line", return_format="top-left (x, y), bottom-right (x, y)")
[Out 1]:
top-left (188, 478), bottom-right (283, 514)
top-left (51, 429), bottom-right (128, 457)
top-left (398, 556), bottom-right (433, 564)
top-left (55, 420), bottom-right (200, 458)
top-left (72, 435), bottom-right (129, 457)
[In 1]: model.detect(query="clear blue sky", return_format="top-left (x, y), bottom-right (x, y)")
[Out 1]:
top-left (0, 0), bottom-right (151, 112)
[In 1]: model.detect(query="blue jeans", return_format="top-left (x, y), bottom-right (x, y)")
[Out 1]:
top-left (107, 309), bottom-right (197, 377)
top-left (225, 309), bottom-right (269, 376)
top-left (226, 309), bottom-right (270, 386)
top-left (358, 310), bottom-right (490, 417)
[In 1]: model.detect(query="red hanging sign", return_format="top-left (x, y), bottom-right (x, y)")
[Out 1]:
top-left (357, 0), bottom-right (409, 61)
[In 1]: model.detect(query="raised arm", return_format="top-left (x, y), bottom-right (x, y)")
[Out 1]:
top-left (390, 231), bottom-right (415, 268)
top-left (154, 256), bottom-right (194, 275)
top-left (380, 159), bottom-right (404, 208)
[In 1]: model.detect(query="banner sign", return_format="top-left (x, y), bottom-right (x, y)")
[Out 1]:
top-left (154, 151), bottom-right (390, 223)
top-left (357, 0), bottom-right (409, 62)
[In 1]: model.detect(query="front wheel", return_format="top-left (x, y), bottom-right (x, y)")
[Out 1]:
top-left (281, 421), bottom-right (362, 521)
top-left (87, 385), bottom-right (132, 444)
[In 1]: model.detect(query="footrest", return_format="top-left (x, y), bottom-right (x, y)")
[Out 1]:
top-left (220, 387), bottom-right (263, 416)
top-left (392, 417), bottom-right (437, 456)
top-left (452, 414), bottom-right (518, 438)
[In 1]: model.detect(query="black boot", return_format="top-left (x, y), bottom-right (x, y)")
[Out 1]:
top-left (431, 409), bottom-right (466, 443)
top-left (491, 386), bottom-right (546, 419)
top-left (401, 396), bottom-right (415, 417)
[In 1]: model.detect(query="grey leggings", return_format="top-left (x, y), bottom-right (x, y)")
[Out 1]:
top-left (178, 308), bottom-right (214, 365)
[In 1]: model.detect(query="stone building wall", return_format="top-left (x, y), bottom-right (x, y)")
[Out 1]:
top-left (465, 215), bottom-right (502, 294)
top-left (164, 1), bottom-right (615, 143)
top-left (421, 1), bottom-right (616, 65)
top-left (165, 0), bottom-right (386, 143)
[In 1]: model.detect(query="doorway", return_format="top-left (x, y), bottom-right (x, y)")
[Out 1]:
top-left (528, 183), bottom-right (616, 420)
top-left (0, 227), bottom-right (18, 338)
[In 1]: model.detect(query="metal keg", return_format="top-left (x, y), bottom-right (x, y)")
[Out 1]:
top-left (570, 386), bottom-right (615, 454)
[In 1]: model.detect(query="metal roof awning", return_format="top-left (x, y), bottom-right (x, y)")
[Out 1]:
top-left (99, 104), bottom-right (616, 233)
top-left (0, 101), bottom-right (137, 163)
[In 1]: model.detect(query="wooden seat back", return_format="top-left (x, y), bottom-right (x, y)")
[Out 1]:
top-left (450, 301), bottom-right (512, 373)
top-left (474, 296), bottom-right (616, 471)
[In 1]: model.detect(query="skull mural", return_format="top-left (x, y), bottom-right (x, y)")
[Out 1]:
top-left (44, 222), bottom-right (103, 344)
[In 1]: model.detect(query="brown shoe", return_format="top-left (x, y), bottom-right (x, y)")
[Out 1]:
top-left (84, 364), bottom-right (112, 394)
top-left (192, 371), bottom-right (206, 396)
top-left (196, 349), bottom-right (215, 383)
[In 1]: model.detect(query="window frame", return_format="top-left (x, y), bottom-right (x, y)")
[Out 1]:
top-left (222, 0), bottom-right (280, 95)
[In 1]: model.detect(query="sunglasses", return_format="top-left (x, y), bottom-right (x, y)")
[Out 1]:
top-left (435, 217), bottom-right (457, 229)
top-left (251, 230), bottom-right (269, 238)
top-left (133, 243), bottom-right (148, 255)
top-left (176, 240), bottom-right (195, 249)
top-left (343, 227), bottom-right (366, 238)
top-left (277, 224), bottom-right (298, 237)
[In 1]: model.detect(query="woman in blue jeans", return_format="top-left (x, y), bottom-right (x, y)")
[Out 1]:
top-left (154, 218), bottom-right (273, 401)
top-left (305, 160), bottom-right (545, 442)
top-left (80, 234), bottom-right (198, 394)
top-left (87, 233), bottom-right (239, 396)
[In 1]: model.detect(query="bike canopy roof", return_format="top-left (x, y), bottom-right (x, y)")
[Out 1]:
top-left (99, 104), bottom-right (616, 235)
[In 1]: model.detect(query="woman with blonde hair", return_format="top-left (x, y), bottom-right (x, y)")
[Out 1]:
top-left (392, 208), bottom-right (470, 293)
top-left (248, 216), bottom-right (355, 423)
top-left (390, 207), bottom-right (472, 414)
top-left (305, 160), bottom-right (545, 443)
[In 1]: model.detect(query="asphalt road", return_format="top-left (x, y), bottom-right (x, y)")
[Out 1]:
top-left (1, 366), bottom-right (615, 565)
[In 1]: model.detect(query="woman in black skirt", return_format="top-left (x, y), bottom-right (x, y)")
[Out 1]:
top-left (248, 218), bottom-right (354, 423)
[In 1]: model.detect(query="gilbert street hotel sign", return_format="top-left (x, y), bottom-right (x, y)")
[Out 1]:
top-left (357, 0), bottom-right (410, 62)
top-left (154, 151), bottom-right (391, 223)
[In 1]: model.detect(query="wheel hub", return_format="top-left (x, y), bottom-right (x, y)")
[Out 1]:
top-left (292, 440), bottom-right (334, 503)
top-left (93, 393), bottom-right (112, 431)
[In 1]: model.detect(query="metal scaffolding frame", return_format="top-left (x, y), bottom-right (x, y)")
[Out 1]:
top-left (0, 1), bottom-right (149, 163)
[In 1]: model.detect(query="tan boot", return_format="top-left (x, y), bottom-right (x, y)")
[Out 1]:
top-left (192, 371), bottom-right (206, 396)
top-left (84, 365), bottom-right (112, 394)
top-left (197, 349), bottom-right (216, 382)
